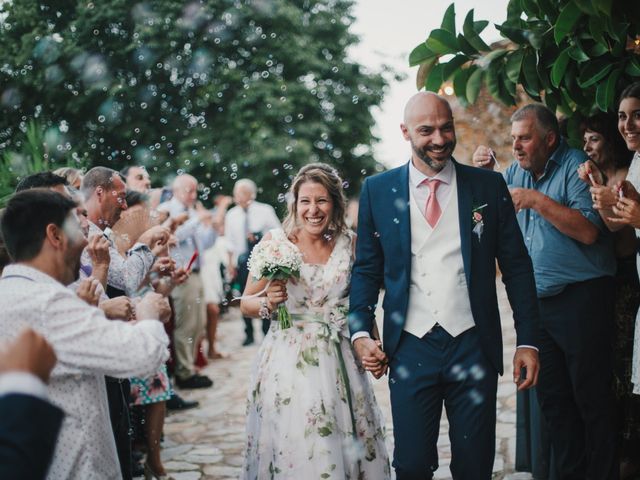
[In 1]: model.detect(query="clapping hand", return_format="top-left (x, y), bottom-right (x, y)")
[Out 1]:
top-left (77, 277), bottom-right (101, 306)
top-left (100, 296), bottom-right (135, 321)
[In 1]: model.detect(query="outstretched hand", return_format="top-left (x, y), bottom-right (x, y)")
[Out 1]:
top-left (513, 347), bottom-right (539, 391)
top-left (353, 337), bottom-right (388, 379)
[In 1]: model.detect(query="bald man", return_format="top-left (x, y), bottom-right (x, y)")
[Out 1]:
top-left (158, 175), bottom-right (215, 389)
top-left (349, 92), bottom-right (540, 479)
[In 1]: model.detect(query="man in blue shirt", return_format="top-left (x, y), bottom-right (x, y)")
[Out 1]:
top-left (474, 104), bottom-right (617, 479)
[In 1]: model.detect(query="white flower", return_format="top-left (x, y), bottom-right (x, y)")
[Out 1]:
top-left (248, 238), bottom-right (303, 280)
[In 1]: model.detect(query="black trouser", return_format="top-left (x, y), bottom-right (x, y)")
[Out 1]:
top-left (243, 316), bottom-right (271, 340)
top-left (536, 276), bottom-right (618, 480)
top-left (105, 377), bottom-right (132, 480)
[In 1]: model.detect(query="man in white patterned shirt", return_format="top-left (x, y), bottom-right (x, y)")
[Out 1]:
top-left (0, 189), bottom-right (170, 480)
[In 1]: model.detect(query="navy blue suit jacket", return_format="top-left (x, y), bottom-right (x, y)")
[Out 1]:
top-left (0, 393), bottom-right (64, 479)
top-left (349, 160), bottom-right (539, 374)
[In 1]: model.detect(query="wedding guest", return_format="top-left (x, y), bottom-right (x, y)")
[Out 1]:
top-left (0, 328), bottom-right (63, 480)
top-left (158, 174), bottom-right (215, 389)
top-left (121, 165), bottom-right (151, 193)
top-left (225, 178), bottom-right (281, 346)
top-left (241, 163), bottom-right (390, 478)
top-left (0, 189), bottom-right (169, 480)
top-left (201, 194), bottom-right (233, 359)
top-left (575, 112), bottom-right (640, 478)
top-left (15, 171), bottom-right (68, 195)
top-left (53, 167), bottom-right (83, 190)
top-left (113, 188), bottom-right (184, 479)
top-left (474, 103), bottom-right (617, 479)
top-left (81, 166), bottom-right (170, 479)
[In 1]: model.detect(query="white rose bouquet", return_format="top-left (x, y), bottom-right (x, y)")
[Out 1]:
top-left (248, 238), bottom-right (303, 329)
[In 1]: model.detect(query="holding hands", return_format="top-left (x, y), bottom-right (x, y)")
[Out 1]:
top-left (353, 337), bottom-right (388, 379)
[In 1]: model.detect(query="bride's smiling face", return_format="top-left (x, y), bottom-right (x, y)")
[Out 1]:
top-left (296, 181), bottom-right (333, 235)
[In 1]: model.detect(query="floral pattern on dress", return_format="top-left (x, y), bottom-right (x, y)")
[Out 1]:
top-left (242, 229), bottom-right (390, 480)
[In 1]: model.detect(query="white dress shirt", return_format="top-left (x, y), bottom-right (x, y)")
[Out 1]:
top-left (408, 157), bottom-right (455, 217)
top-left (225, 201), bottom-right (281, 261)
top-left (0, 264), bottom-right (169, 480)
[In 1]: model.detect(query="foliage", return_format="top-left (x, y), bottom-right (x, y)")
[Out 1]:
top-left (0, 0), bottom-right (394, 209)
top-left (410, 0), bottom-right (640, 144)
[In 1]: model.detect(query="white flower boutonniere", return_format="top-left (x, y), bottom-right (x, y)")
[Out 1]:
top-left (472, 203), bottom-right (487, 241)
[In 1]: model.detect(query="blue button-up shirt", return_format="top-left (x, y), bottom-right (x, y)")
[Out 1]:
top-left (503, 138), bottom-right (615, 298)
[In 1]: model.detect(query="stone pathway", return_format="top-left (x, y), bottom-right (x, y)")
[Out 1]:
top-left (162, 279), bottom-right (533, 479)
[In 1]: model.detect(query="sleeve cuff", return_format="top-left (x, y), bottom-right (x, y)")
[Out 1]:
top-left (0, 372), bottom-right (48, 399)
top-left (350, 331), bottom-right (371, 344)
top-left (516, 344), bottom-right (539, 352)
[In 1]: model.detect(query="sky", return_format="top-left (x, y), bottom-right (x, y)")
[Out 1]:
top-left (349, 0), bottom-right (509, 167)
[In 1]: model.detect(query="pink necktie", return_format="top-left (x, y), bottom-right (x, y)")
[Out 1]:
top-left (424, 178), bottom-right (442, 227)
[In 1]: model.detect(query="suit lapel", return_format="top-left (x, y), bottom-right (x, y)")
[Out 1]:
top-left (396, 163), bottom-right (412, 274)
top-left (454, 160), bottom-right (472, 285)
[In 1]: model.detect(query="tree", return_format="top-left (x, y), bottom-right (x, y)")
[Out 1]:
top-left (410, 0), bottom-right (640, 144)
top-left (0, 0), bottom-right (393, 208)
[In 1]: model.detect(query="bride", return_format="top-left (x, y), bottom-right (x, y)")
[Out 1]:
top-left (239, 163), bottom-right (390, 479)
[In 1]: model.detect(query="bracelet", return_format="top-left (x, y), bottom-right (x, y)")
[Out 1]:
top-left (258, 298), bottom-right (272, 320)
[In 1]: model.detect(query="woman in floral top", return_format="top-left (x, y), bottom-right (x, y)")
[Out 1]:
top-left (240, 163), bottom-right (390, 479)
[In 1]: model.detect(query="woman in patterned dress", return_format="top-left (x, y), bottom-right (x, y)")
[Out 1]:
top-left (239, 163), bottom-right (390, 479)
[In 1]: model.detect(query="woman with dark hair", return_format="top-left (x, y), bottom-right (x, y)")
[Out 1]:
top-left (240, 163), bottom-right (389, 479)
top-left (580, 82), bottom-right (640, 479)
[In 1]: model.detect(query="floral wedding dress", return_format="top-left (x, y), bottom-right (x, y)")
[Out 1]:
top-left (241, 229), bottom-right (390, 479)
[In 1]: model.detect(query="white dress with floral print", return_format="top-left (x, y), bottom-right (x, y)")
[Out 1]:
top-left (242, 229), bottom-right (390, 480)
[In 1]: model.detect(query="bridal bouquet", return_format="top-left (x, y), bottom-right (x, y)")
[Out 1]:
top-left (248, 238), bottom-right (303, 329)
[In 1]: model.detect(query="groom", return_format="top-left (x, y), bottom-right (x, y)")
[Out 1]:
top-left (349, 92), bottom-right (540, 479)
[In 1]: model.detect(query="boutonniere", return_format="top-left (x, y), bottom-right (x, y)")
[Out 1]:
top-left (472, 203), bottom-right (487, 241)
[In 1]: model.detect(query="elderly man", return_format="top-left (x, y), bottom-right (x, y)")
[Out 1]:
top-left (158, 174), bottom-right (215, 389)
top-left (225, 178), bottom-right (281, 345)
top-left (0, 189), bottom-right (169, 480)
top-left (121, 165), bottom-right (151, 193)
top-left (473, 104), bottom-right (617, 479)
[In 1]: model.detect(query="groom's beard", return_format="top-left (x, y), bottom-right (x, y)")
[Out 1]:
top-left (411, 139), bottom-right (455, 172)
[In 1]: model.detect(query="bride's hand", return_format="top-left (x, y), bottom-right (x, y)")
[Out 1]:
top-left (265, 279), bottom-right (288, 310)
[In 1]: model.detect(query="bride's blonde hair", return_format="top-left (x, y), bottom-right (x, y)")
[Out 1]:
top-left (282, 163), bottom-right (348, 240)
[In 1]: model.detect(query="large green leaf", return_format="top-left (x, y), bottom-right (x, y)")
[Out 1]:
top-left (485, 62), bottom-right (501, 100)
top-left (551, 48), bottom-right (570, 88)
top-left (505, 50), bottom-right (524, 83)
top-left (441, 3), bottom-right (456, 35)
top-left (466, 67), bottom-right (484, 104)
top-left (474, 20), bottom-right (489, 35)
top-left (554, 1), bottom-right (582, 44)
top-left (588, 15), bottom-right (606, 45)
top-left (521, 0), bottom-right (540, 18)
top-left (522, 51), bottom-right (542, 101)
top-left (496, 24), bottom-right (528, 44)
top-left (463, 10), bottom-right (491, 52)
top-left (567, 44), bottom-right (589, 62)
top-left (484, 48), bottom-right (509, 63)
top-left (595, 67), bottom-right (622, 111)
top-left (425, 63), bottom-right (445, 92)
top-left (416, 57), bottom-right (437, 90)
top-left (457, 34), bottom-right (478, 56)
top-left (538, 0), bottom-right (560, 22)
top-left (442, 54), bottom-right (470, 81)
top-left (593, 0), bottom-right (612, 17)
top-left (426, 28), bottom-right (459, 55)
top-left (578, 58), bottom-right (614, 88)
top-left (626, 57), bottom-right (640, 76)
top-left (409, 43), bottom-right (436, 67)
top-left (574, 0), bottom-right (596, 15)
top-left (453, 67), bottom-right (472, 104)
top-left (506, 0), bottom-right (524, 25)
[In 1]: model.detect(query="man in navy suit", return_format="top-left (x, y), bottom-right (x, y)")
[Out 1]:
top-left (349, 92), bottom-right (540, 479)
top-left (0, 328), bottom-right (64, 479)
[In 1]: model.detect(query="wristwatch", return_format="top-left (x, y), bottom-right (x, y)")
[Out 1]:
top-left (258, 298), bottom-right (272, 320)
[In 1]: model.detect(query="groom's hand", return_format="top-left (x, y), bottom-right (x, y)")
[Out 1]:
top-left (354, 337), bottom-right (388, 379)
top-left (513, 347), bottom-right (539, 390)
